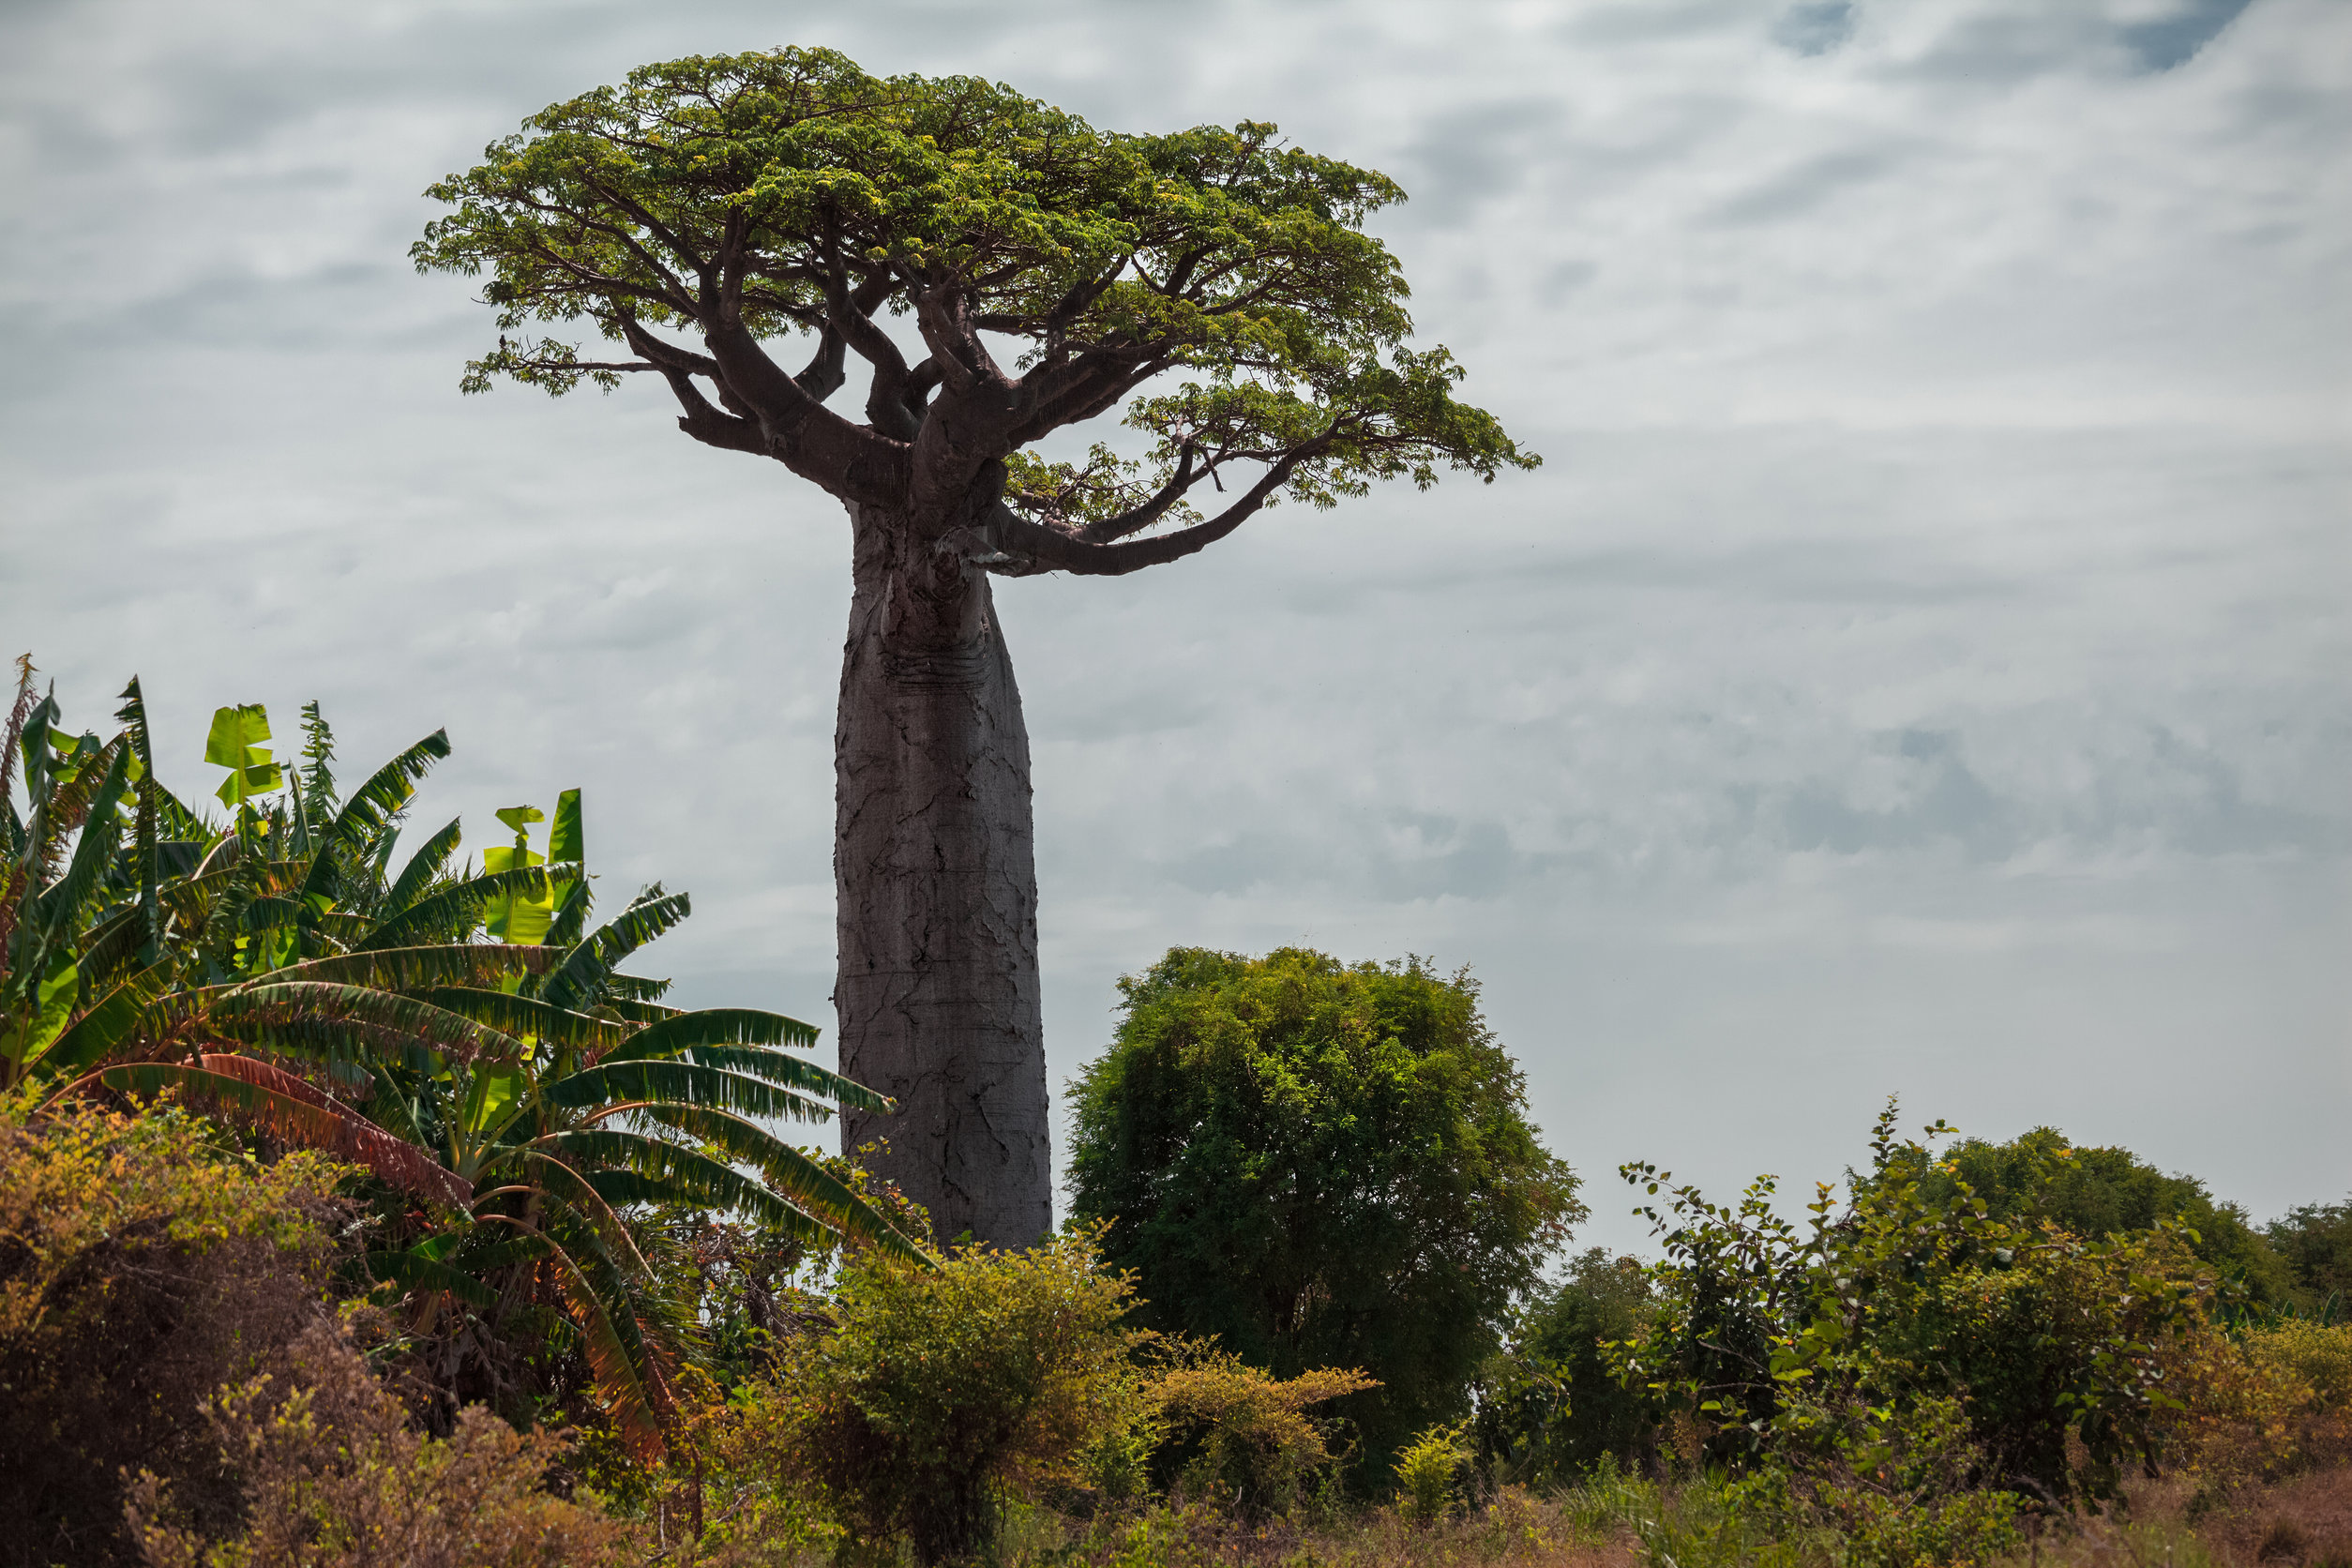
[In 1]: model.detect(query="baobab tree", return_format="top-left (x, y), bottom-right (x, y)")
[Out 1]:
top-left (415, 47), bottom-right (1535, 1246)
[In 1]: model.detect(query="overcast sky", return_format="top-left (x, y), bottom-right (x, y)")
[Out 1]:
top-left (3, 0), bottom-right (2344, 1254)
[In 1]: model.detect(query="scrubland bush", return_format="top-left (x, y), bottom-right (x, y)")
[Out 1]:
top-left (1925, 1126), bottom-right (2297, 1306)
top-left (1564, 1100), bottom-right (2257, 1568)
top-left (128, 1322), bottom-right (642, 1568)
top-left (1394, 1423), bottom-right (1471, 1526)
top-left (0, 1091), bottom-right (350, 1568)
top-left (2158, 1318), bottom-right (2352, 1494)
top-left (2268, 1199), bottom-right (2352, 1310)
top-left (1144, 1346), bottom-right (1376, 1518)
top-left (722, 1233), bottom-right (1152, 1564)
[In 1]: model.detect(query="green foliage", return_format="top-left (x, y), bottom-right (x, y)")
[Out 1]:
top-left (2250, 1319), bottom-right (2352, 1410)
top-left (412, 48), bottom-right (1534, 547)
top-left (1472, 1247), bottom-right (1657, 1485)
top-left (1067, 947), bottom-right (1583, 1476)
top-left (1393, 1422), bottom-right (1470, 1525)
top-left (1618, 1101), bottom-right (2216, 1527)
top-left (2267, 1198), bottom-right (2352, 1313)
top-left (728, 1233), bottom-right (1148, 1564)
top-left (1920, 1125), bottom-right (2297, 1307)
top-left (652, 1141), bottom-right (935, 1393)
top-left (0, 1089), bottom-right (352, 1568)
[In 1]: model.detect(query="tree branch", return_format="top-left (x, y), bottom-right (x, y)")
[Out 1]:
top-left (1072, 446), bottom-right (1198, 544)
top-left (630, 312), bottom-right (869, 470)
top-left (820, 257), bottom-right (923, 439)
top-left (979, 448), bottom-right (1311, 578)
top-left (796, 326), bottom-right (847, 402)
top-left (1004, 354), bottom-right (1169, 448)
top-left (700, 317), bottom-right (910, 506)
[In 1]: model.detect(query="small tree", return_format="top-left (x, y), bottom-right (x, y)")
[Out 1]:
top-left (731, 1233), bottom-right (1146, 1565)
top-left (1922, 1126), bottom-right (2296, 1306)
top-left (1617, 1102), bottom-right (2217, 1514)
top-left (1474, 1247), bottom-right (1657, 1485)
top-left (1065, 946), bottom-right (1582, 1472)
top-left (413, 50), bottom-right (1536, 1244)
top-left (2268, 1199), bottom-right (2352, 1311)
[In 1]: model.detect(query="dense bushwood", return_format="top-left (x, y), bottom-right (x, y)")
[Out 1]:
top-left (415, 48), bottom-right (1534, 1242)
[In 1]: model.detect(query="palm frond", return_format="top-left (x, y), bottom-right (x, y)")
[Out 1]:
top-left (544, 1122), bottom-right (926, 1264)
top-left (37, 742), bottom-right (129, 936)
top-left (600, 997), bottom-right (682, 1026)
top-left (297, 700), bottom-right (339, 821)
top-left (519, 1148), bottom-right (656, 1278)
top-left (364, 1246), bottom-right (499, 1309)
top-left (97, 1055), bottom-right (471, 1206)
top-left (72, 904), bottom-right (150, 992)
top-left (634, 1102), bottom-right (928, 1264)
top-left (113, 676), bottom-right (164, 963)
top-left (421, 986), bottom-right (630, 1054)
top-left (208, 982), bottom-right (526, 1062)
top-left (602, 972), bottom-right (673, 1003)
top-left (151, 784), bottom-right (213, 850)
top-left (537, 1226), bottom-right (668, 1459)
top-left (34, 957), bottom-right (173, 1076)
top-left (540, 888), bottom-right (689, 1012)
top-left (602, 1008), bottom-right (887, 1112)
top-left (246, 942), bottom-right (559, 990)
top-left (381, 815), bottom-right (462, 916)
top-left (544, 1058), bottom-right (836, 1124)
top-left (582, 1168), bottom-right (846, 1254)
top-left (353, 864), bottom-right (575, 952)
top-left (298, 730), bottom-right (450, 901)
top-left (536, 1126), bottom-right (815, 1230)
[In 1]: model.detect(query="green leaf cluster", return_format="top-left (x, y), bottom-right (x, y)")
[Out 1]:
top-left (1910, 1124), bottom-right (2299, 1309)
top-left (1614, 1100), bottom-right (2219, 1516)
top-left (1065, 946), bottom-right (1584, 1477)
top-left (411, 48), bottom-right (1535, 538)
top-left (728, 1233), bottom-right (1149, 1565)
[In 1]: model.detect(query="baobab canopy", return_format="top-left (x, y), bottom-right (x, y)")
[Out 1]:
top-left (414, 46), bottom-right (1534, 1247)
top-left (411, 45), bottom-right (1536, 566)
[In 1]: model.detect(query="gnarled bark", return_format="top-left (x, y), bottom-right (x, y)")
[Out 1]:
top-left (833, 503), bottom-right (1050, 1247)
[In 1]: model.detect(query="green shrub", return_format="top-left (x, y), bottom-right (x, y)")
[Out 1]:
top-left (2266, 1199), bottom-right (2352, 1311)
top-left (1474, 1247), bottom-right (1657, 1485)
top-left (1067, 947), bottom-right (1584, 1474)
top-left (1923, 1127), bottom-right (2296, 1307)
top-left (1618, 1101), bottom-right (2213, 1515)
top-left (2250, 1319), bottom-right (2352, 1410)
top-left (728, 1232), bottom-right (1147, 1564)
top-left (1393, 1421), bottom-right (1470, 1525)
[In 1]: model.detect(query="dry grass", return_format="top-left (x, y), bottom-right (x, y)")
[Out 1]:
top-left (971, 1465), bottom-right (2352, 1568)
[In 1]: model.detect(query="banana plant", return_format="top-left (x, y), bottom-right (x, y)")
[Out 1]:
top-left (103, 923), bottom-right (909, 1454)
top-left (4, 665), bottom-right (924, 1454)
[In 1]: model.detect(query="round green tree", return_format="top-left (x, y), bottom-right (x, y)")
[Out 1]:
top-left (1065, 946), bottom-right (1583, 1471)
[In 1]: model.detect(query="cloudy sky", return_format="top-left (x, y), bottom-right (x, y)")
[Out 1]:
top-left (4, 0), bottom-right (2344, 1253)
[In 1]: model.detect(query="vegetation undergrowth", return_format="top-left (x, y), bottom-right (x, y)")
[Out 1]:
top-left (8, 661), bottom-right (2352, 1568)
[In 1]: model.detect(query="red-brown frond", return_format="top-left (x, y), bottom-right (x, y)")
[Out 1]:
top-left (98, 1057), bottom-right (473, 1208)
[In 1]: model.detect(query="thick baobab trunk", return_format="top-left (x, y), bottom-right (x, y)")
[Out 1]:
top-left (833, 502), bottom-right (1051, 1247)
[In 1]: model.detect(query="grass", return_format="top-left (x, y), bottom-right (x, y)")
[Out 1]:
top-left (941, 1463), bottom-right (2352, 1568)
